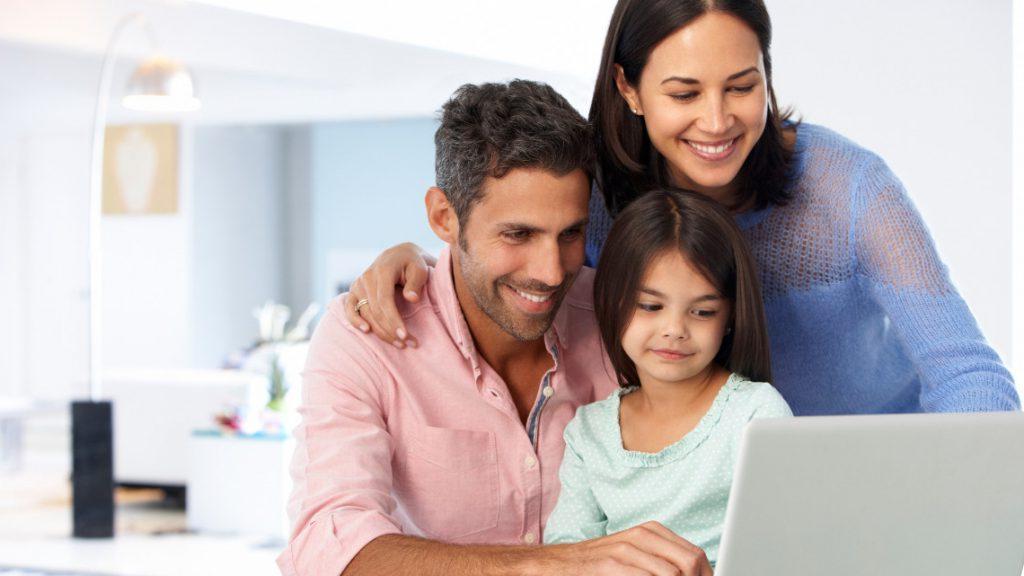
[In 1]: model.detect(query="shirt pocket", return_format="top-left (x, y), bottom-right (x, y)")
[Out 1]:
top-left (395, 425), bottom-right (500, 542)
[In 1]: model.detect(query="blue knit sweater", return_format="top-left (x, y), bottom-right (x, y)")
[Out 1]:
top-left (585, 123), bottom-right (1019, 415)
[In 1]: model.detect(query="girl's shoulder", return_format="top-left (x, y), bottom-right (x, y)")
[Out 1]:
top-left (724, 374), bottom-right (794, 421)
top-left (563, 387), bottom-right (634, 446)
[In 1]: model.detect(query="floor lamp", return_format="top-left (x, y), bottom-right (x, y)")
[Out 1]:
top-left (73, 12), bottom-right (200, 539)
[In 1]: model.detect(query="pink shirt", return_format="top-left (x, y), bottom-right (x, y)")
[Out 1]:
top-left (277, 247), bottom-right (617, 575)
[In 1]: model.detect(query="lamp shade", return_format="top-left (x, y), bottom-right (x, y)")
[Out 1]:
top-left (121, 56), bottom-right (201, 112)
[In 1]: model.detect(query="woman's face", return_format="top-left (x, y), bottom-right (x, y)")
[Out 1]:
top-left (616, 12), bottom-right (768, 203)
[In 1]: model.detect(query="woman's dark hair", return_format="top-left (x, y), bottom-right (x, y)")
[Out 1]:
top-left (594, 189), bottom-right (772, 387)
top-left (591, 0), bottom-right (797, 215)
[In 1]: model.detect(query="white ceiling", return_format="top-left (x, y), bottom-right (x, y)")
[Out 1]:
top-left (0, 0), bottom-right (607, 125)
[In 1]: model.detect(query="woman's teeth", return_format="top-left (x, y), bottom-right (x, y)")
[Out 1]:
top-left (687, 138), bottom-right (736, 154)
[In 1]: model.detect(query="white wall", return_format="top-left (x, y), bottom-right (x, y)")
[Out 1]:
top-left (190, 125), bottom-right (288, 368)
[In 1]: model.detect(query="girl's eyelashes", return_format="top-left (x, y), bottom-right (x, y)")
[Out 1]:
top-left (694, 309), bottom-right (718, 318)
top-left (637, 302), bottom-right (662, 312)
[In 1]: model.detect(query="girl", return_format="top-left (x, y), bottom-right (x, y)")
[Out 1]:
top-left (344, 0), bottom-right (1017, 415)
top-left (542, 189), bottom-right (791, 567)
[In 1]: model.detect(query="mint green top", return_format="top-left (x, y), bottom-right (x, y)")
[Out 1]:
top-left (543, 373), bottom-right (793, 565)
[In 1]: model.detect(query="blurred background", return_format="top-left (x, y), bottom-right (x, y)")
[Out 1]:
top-left (0, 0), bottom-right (1020, 574)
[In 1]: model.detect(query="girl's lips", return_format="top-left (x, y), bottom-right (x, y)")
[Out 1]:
top-left (651, 348), bottom-right (694, 361)
top-left (683, 136), bottom-right (739, 161)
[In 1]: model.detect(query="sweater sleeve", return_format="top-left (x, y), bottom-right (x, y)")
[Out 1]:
top-left (852, 158), bottom-right (1019, 412)
top-left (543, 416), bottom-right (608, 544)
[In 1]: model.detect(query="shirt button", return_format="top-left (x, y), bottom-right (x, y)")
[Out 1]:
top-left (542, 386), bottom-right (554, 398)
top-left (524, 455), bottom-right (537, 469)
top-left (523, 532), bottom-right (537, 544)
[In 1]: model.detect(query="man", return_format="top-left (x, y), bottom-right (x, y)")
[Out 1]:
top-left (278, 80), bottom-right (711, 576)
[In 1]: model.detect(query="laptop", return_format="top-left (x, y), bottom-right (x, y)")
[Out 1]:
top-left (715, 412), bottom-right (1024, 576)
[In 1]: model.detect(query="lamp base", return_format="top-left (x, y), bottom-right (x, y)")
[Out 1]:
top-left (71, 400), bottom-right (115, 538)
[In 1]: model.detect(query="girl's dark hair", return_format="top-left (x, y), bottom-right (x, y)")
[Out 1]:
top-left (594, 189), bottom-right (772, 387)
top-left (591, 0), bottom-right (797, 215)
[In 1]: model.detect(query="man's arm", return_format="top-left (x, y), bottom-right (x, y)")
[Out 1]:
top-left (277, 302), bottom-right (405, 576)
top-left (345, 525), bottom-right (714, 576)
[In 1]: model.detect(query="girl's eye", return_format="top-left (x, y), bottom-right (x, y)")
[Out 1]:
top-left (670, 92), bottom-right (697, 102)
top-left (729, 85), bottom-right (755, 94)
top-left (638, 303), bottom-right (662, 312)
top-left (694, 309), bottom-right (718, 318)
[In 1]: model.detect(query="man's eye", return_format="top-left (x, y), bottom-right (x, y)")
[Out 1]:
top-left (638, 303), bottom-right (662, 312)
top-left (560, 229), bottom-right (583, 241)
top-left (504, 230), bottom-right (531, 241)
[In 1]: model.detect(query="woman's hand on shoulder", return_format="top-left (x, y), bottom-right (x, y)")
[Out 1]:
top-left (344, 242), bottom-right (436, 349)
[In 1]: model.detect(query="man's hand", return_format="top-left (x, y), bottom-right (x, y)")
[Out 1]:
top-left (530, 521), bottom-right (713, 576)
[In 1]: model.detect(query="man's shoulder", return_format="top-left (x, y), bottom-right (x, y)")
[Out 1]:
top-left (316, 293), bottom-right (439, 365)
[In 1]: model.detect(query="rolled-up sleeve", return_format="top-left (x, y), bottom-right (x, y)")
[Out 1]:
top-left (277, 302), bottom-right (403, 575)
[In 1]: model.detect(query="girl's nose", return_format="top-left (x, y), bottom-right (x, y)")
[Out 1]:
top-left (662, 319), bottom-right (689, 340)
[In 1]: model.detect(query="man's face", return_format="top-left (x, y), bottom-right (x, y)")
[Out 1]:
top-left (453, 167), bottom-right (590, 342)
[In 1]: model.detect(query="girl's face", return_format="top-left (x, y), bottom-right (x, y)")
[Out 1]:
top-left (616, 12), bottom-right (768, 203)
top-left (621, 249), bottom-right (732, 388)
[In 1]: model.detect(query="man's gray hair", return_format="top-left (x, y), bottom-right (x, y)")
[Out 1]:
top-left (434, 80), bottom-right (595, 227)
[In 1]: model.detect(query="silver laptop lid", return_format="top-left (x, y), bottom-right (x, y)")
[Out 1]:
top-left (715, 412), bottom-right (1024, 576)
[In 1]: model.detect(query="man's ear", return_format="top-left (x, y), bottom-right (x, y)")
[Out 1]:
top-left (614, 64), bottom-right (643, 116)
top-left (425, 186), bottom-right (459, 245)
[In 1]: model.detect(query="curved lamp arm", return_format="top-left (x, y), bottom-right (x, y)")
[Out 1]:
top-left (86, 13), bottom-right (156, 401)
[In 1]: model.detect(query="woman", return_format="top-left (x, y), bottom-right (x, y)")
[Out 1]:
top-left (344, 0), bottom-right (1018, 415)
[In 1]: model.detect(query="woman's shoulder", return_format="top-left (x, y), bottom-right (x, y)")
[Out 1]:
top-left (724, 374), bottom-right (794, 421)
top-left (792, 123), bottom-right (891, 183)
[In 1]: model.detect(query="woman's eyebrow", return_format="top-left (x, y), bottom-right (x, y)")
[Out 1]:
top-left (660, 66), bottom-right (760, 86)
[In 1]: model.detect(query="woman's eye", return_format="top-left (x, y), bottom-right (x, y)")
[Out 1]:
top-left (729, 85), bottom-right (755, 94)
top-left (638, 303), bottom-right (662, 312)
top-left (670, 92), bottom-right (697, 102)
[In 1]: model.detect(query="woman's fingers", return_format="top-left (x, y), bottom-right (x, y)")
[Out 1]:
top-left (344, 280), bottom-right (370, 333)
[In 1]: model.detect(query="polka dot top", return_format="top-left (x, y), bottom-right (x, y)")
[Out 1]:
top-left (543, 373), bottom-right (793, 566)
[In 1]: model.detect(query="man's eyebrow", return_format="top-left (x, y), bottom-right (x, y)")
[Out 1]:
top-left (660, 66), bottom-right (760, 86)
top-left (562, 218), bottom-right (589, 231)
top-left (496, 218), bottom-right (590, 233)
top-left (497, 223), bottom-right (542, 232)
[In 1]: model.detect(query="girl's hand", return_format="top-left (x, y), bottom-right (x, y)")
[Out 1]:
top-left (344, 242), bottom-right (436, 349)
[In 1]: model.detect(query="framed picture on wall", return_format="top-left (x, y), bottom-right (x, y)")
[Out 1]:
top-left (102, 123), bottom-right (179, 215)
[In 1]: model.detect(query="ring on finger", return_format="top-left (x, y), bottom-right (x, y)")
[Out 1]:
top-left (354, 298), bottom-right (370, 314)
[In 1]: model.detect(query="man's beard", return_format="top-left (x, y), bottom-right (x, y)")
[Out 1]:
top-left (457, 244), bottom-right (575, 342)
